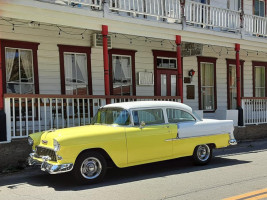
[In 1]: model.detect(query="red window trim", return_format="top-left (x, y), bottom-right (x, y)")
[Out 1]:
top-left (58, 44), bottom-right (92, 95)
top-left (253, 0), bottom-right (267, 16)
top-left (0, 39), bottom-right (40, 95)
top-left (152, 50), bottom-right (182, 96)
top-left (197, 56), bottom-right (217, 113)
top-left (226, 59), bottom-right (245, 109)
top-left (252, 61), bottom-right (267, 97)
top-left (108, 48), bottom-right (137, 96)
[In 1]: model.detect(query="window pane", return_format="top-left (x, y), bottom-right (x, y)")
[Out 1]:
top-left (161, 74), bottom-right (167, 96)
top-left (201, 63), bottom-right (214, 86)
top-left (259, 0), bottom-right (265, 17)
top-left (201, 62), bottom-right (215, 111)
top-left (64, 54), bottom-right (75, 84)
top-left (166, 109), bottom-right (195, 123)
top-left (112, 55), bottom-right (132, 96)
top-left (255, 67), bottom-right (265, 87)
top-left (7, 83), bottom-right (20, 93)
top-left (229, 65), bottom-right (237, 87)
top-left (171, 75), bottom-right (176, 96)
top-left (6, 48), bottom-right (18, 82)
top-left (256, 88), bottom-right (265, 97)
top-left (133, 109), bottom-right (164, 125)
top-left (157, 58), bottom-right (177, 69)
top-left (201, 87), bottom-right (214, 110)
top-left (6, 48), bottom-right (34, 94)
top-left (20, 84), bottom-right (34, 94)
top-left (255, 0), bottom-right (260, 16)
top-left (20, 50), bottom-right (33, 83)
top-left (64, 53), bottom-right (88, 95)
top-left (75, 54), bottom-right (87, 84)
top-left (230, 88), bottom-right (237, 109)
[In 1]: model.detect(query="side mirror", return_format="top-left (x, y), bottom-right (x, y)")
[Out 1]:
top-left (140, 121), bottom-right (146, 129)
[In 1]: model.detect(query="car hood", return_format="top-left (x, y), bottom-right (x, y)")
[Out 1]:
top-left (35, 124), bottom-right (125, 149)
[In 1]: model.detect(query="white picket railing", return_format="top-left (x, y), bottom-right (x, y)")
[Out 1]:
top-left (242, 98), bottom-right (267, 125)
top-left (243, 14), bottom-right (267, 36)
top-left (4, 94), bottom-right (181, 141)
top-left (39, 0), bottom-right (103, 9)
top-left (109, 0), bottom-right (181, 22)
top-left (185, 1), bottom-right (240, 31)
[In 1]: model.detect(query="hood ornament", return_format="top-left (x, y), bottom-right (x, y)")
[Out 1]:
top-left (42, 140), bottom-right (48, 144)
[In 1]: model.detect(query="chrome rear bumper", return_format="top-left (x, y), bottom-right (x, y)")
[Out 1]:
top-left (28, 153), bottom-right (73, 174)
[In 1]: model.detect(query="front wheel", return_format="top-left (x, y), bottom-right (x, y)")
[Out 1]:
top-left (72, 151), bottom-right (107, 184)
top-left (193, 144), bottom-right (212, 165)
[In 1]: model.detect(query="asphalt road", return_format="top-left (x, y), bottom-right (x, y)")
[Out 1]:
top-left (1, 139), bottom-right (267, 200)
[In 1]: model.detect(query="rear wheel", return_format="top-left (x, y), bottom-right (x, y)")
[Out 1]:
top-left (193, 144), bottom-right (212, 165)
top-left (72, 151), bottom-right (107, 184)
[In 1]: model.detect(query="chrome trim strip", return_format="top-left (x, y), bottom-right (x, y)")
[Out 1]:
top-left (165, 133), bottom-right (231, 142)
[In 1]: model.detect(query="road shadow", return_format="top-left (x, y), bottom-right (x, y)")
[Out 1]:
top-left (0, 155), bottom-right (250, 191)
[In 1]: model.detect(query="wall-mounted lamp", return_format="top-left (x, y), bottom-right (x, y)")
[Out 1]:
top-left (188, 69), bottom-right (195, 77)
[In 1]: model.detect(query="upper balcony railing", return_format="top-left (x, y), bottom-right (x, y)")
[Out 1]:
top-left (185, 1), bottom-right (240, 31)
top-left (109, 0), bottom-right (181, 23)
top-left (243, 14), bottom-right (267, 37)
top-left (37, 0), bottom-right (267, 38)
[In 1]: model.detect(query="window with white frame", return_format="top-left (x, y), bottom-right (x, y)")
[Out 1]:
top-left (5, 48), bottom-right (34, 94)
top-left (64, 53), bottom-right (88, 95)
top-left (112, 55), bottom-right (132, 96)
top-left (254, 0), bottom-right (265, 17)
top-left (255, 66), bottom-right (265, 97)
top-left (201, 62), bottom-right (215, 111)
top-left (157, 57), bottom-right (177, 69)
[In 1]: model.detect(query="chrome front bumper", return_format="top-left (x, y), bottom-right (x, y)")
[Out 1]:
top-left (28, 153), bottom-right (73, 174)
top-left (229, 139), bottom-right (237, 145)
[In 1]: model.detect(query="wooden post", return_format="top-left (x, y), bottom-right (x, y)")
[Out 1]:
top-left (176, 35), bottom-right (183, 103)
top-left (0, 40), bottom-right (3, 110)
top-left (235, 43), bottom-right (241, 108)
top-left (235, 43), bottom-right (243, 126)
top-left (102, 25), bottom-right (110, 104)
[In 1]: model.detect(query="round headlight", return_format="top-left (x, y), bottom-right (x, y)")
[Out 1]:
top-left (53, 139), bottom-right (60, 152)
top-left (28, 136), bottom-right (34, 146)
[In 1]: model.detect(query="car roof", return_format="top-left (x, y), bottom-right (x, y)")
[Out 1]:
top-left (103, 101), bottom-right (192, 113)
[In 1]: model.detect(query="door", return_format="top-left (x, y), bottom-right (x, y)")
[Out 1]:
top-left (157, 70), bottom-right (178, 96)
top-left (126, 108), bottom-right (173, 164)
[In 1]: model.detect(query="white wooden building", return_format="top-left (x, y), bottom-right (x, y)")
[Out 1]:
top-left (1, 0), bottom-right (267, 143)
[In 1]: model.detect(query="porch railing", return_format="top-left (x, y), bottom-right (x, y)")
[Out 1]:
top-left (243, 14), bottom-right (267, 37)
top-left (242, 97), bottom-right (267, 125)
top-left (4, 94), bottom-right (181, 141)
top-left (109, 0), bottom-right (181, 22)
top-left (185, 1), bottom-right (240, 31)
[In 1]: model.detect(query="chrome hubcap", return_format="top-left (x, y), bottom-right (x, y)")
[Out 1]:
top-left (197, 145), bottom-right (210, 162)
top-left (80, 157), bottom-right (102, 179)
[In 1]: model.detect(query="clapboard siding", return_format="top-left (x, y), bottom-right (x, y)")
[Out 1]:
top-left (0, 19), bottom-right (266, 115)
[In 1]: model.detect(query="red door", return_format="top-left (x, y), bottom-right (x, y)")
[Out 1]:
top-left (156, 70), bottom-right (178, 96)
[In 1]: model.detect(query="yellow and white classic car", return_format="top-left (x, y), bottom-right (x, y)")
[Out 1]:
top-left (28, 101), bottom-right (237, 184)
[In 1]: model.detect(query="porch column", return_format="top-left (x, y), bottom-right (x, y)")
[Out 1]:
top-left (0, 41), bottom-right (3, 111)
top-left (0, 41), bottom-right (7, 141)
top-left (235, 43), bottom-right (243, 126)
top-left (102, 25), bottom-right (110, 104)
top-left (176, 35), bottom-right (183, 103)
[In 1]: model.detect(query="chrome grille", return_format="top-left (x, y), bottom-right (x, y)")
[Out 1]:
top-left (36, 146), bottom-right (57, 161)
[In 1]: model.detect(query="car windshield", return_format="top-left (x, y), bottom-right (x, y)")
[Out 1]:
top-left (92, 108), bottom-right (130, 125)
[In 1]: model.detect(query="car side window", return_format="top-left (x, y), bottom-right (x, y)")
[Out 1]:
top-left (132, 109), bottom-right (165, 125)
top-left (166, 108), bottom-right (196, 123)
